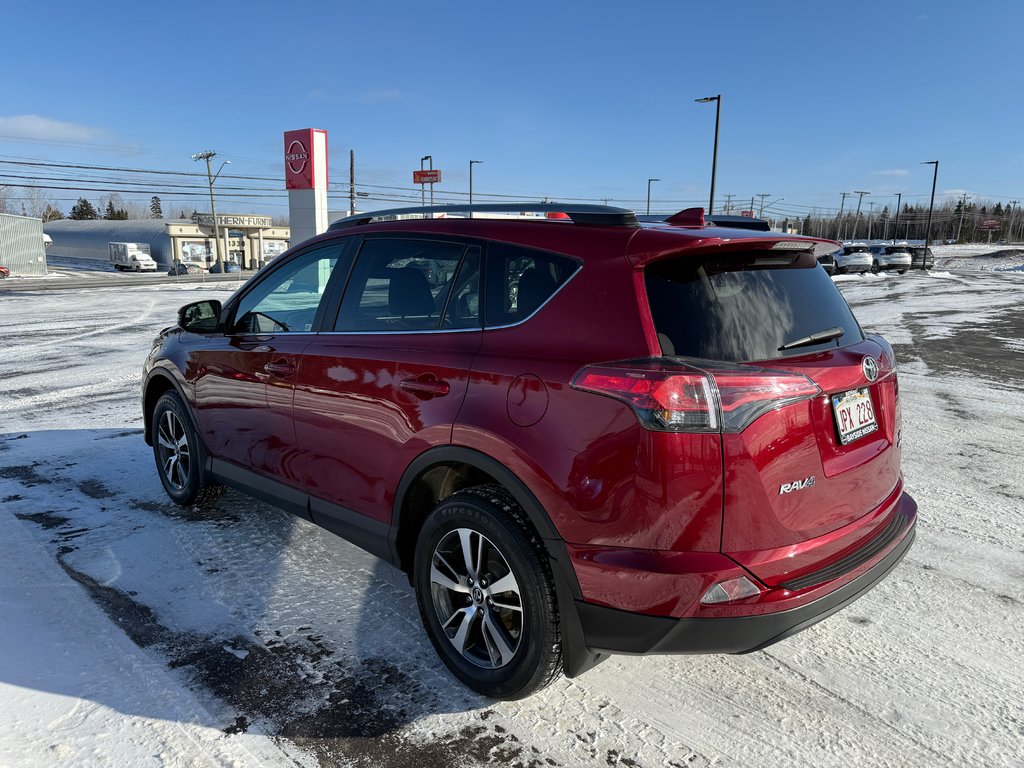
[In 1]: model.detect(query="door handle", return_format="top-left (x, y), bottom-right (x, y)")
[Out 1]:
top-left (400, 377), bottom-right (450, 397)
top-left (264, 360), bottom-right (296, 377)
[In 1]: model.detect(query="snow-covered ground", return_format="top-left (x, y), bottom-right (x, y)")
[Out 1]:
top-left (2, 272), bottom-right (1023, 767)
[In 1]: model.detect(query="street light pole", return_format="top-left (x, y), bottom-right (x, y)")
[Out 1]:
top-left (646, 177), bottom-right (660, 215)
top-left (891, 192), bottom-right (902, 243)
top-left (469, 160), bottom-right (482, 217)
top-left (922, 160), bottom-right (939, 269)
top-left (695, 95), bottom-right (721, 215)
top-left (420, 155), bottom-right (431, 208)
top-left (192, 151), bottom-right (230, 272)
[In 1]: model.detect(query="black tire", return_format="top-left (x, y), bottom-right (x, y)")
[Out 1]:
top-left (871, 261), bottom-right (880, 274)
top-left (151, 391), bottom-right (224, 507)
top-left (413, 484), bottom-right (562, 699)
top-left (898, 269), bottom-right (907, 275)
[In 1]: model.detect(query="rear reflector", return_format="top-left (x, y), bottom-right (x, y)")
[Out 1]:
top-left (700, 575), bottom-right (763, 604)
top-left (571, 360), bottom-right (821, 433)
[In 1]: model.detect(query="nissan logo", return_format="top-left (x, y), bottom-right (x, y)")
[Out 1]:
top-left (286, 140), bottom-right (309, 174)
top-left (862, 356), bottom-right (879, 382)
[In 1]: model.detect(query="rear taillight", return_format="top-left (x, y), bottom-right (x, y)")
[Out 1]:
top-left (572, 367), bottom-right (718, 431)
top-left (571, 360), bottom-right (821, 433)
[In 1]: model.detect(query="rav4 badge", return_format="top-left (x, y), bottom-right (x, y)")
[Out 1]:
top-left (779, 476), bottom-right (816, 494)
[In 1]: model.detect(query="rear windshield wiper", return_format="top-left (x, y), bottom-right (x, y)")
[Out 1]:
top-left (778, 326), bottom-right (844, 352)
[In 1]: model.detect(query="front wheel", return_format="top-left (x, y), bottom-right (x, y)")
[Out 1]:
top-left (413, 485), bottom-right (563, 699)
top-left (871, 261), bottom-right (881, 274)
top-left (151, 391), bottom-right (223, 506)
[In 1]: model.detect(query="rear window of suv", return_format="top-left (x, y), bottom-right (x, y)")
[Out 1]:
top-left (646, 253), bottom-right (863, 362)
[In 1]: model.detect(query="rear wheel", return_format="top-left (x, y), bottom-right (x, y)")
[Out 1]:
top-left (151, 391), bottom-right (224, 506)
top-left (413, 485), bottom-right (562, 699)
top-left (871, 261), bottom-right (880, 274)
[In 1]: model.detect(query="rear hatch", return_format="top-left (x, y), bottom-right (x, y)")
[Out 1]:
top-left (644, 248), bottom-right (902, 585)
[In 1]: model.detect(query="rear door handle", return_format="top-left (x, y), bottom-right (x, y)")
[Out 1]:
top-left (264, 359), bottom-right (296, 377)
top-left (400, 377), bottom-right (450, 397)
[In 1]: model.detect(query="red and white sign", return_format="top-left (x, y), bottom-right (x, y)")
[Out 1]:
top-left (413, 169), bottom-right (441, 184)
top-left (740, 210), bottom-right (754, 218)
top-left (284, 128), bottom-right (327, 190)
top-left (979, 218), bottom-right (1002, 231)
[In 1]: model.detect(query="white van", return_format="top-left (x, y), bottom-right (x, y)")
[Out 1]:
top-left (109, 242), bottom-right (158, 272)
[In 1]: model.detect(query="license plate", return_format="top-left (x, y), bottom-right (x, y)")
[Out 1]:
top-left (832, 388), bottom-right (878, 445)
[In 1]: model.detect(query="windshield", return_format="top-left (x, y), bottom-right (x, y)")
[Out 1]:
top-left (646, 253), bottom-right (863, 362)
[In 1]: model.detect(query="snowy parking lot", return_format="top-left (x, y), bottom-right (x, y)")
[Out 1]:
top-left (2, 269), bottom-right (1023, 767)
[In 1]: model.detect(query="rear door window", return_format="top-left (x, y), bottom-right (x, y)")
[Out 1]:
top-left (646, 252), bottom-right (863, 362)
top-left (483, 243), bottom-right (579, 327)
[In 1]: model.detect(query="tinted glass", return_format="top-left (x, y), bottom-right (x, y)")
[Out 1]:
top-left (335, 238), bottom-right (467, 331)
top-left (484, 243), bottom-right (579, 327)
top-left (441, 246), bottom-right (482, 329)
top-left (646, 253), bottom-right (863, 362)
top-left (230, 244), bottom-right (345, 334)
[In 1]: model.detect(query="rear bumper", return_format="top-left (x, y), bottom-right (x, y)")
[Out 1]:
top-left (575, 509), bottom-right (916, 655)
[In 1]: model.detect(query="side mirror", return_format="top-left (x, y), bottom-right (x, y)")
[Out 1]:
top-left (177, 300), bottom-right (222, 334)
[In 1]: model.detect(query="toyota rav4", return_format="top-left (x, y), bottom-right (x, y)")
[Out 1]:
top-left (143, 203), bottom-right (916, 699)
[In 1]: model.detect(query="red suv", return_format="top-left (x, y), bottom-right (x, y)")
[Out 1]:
top-left (143, 204), bottom-right (916, 699)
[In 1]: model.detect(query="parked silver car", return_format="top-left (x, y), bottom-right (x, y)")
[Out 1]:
top-left (869, 245), bottom-right (912, 274)
top-left (835, 244), bottom-right (873, 274)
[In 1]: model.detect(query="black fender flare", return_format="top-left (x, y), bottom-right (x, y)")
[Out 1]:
top-left (142, 367), bottom-right (195, 447)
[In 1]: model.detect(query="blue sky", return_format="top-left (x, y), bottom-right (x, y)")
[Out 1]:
top-left (2, 0), bottom-right (1022, 219)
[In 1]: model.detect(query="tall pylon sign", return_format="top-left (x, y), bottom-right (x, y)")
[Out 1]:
top-left (284, 128), bottom-right (328, 246)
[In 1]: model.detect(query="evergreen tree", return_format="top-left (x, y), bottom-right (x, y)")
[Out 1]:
top-left (69, 198), bottom-right (98, 220)
top-left (41, 204), bottom-right (64, 222)
top-left (104, 200), bottom-right (118, 219)
top-left (150, 195), bottom-right (163, 219)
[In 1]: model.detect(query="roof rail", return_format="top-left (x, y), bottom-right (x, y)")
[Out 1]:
top-left (327, 203), bottom-right (639, 231)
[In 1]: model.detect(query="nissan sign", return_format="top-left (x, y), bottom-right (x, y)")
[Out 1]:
top-left (284, 128), bottom-right (327, 190)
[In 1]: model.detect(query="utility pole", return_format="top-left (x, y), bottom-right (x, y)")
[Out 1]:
top-left (1009, 200), bottom-right (1019, 243)
top-left (837, 192), bottom-right (850, 241)
top-left (867, 201), bottom-right (875, 240)
top-left (922, 161), bottom-right (939, 269)
top-left (191, 150), bottom-right (229, 272)
top-left (723, 193), bottom-right (735, 214)
top-left (956, 192), bottom-right (970, 243)
top-left (852, 191), bottom-right (870, 240)
top-left (756, 193), bottom-right (770, 218)
top-left (349, 150), bottom-right (356, 217)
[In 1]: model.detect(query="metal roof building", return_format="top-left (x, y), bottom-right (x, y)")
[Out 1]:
top-left (0, 213), bottom-right (48, 276)
top-left (44, 217), bottom-right (290, 270)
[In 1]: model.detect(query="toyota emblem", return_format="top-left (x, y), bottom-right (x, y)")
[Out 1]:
top-left (862, 356), bottom-right (879, 382)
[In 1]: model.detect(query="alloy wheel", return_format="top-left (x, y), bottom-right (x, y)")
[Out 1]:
top-left (156, 410), bottom-right (190, 491)
top-left (429, 527), bottom-right (524, 669)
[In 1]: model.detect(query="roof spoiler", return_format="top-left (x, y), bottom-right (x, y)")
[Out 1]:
top-left (639, 208), bottom-right (772, 232)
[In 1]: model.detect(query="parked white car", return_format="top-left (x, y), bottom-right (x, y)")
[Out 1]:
top-left (835, 244), bottom-right (873, 274)
top-left (869, 245), bottom-right (912, 274)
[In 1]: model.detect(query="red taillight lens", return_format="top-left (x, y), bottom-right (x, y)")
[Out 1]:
top-left (572, 367), bottom-right (718, 432)
top-left (713, 373), bottom-right (821, 432)
top-left (572, 361), bottom-right (821, 433)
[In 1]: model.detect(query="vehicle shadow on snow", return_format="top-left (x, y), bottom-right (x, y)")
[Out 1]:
top-left (1, 429), bottom-right (531, 768)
